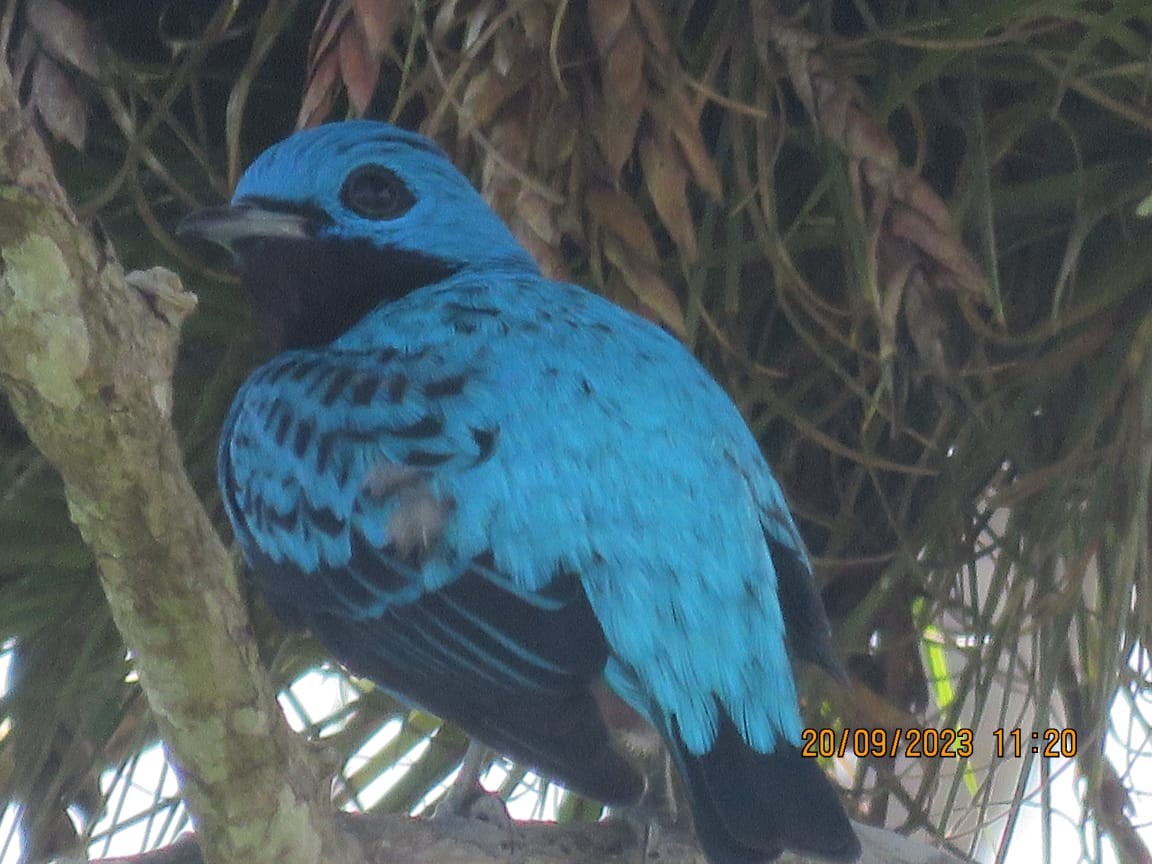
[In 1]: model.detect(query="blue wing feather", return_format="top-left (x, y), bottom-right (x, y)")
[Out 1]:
top-left (223, 267), bottom-right (819, 759)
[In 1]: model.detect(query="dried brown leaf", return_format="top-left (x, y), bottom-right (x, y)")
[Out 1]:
top-left (904, 266), bottom-right (967, 391)
top-left (757, 0), bottom-right (990, 403)
top-left (519, 1), bottom-right (552, 50)
top-left (488, 117), bottom-right (533, 168)
top-left (492, 22), bottom-right (530, 78)
top-left (532, 102), bottom-right (580, 170)
top-left (351, 0), bottom-right (399, 54)
top-left (300, 0), bottom-right (352, 127)
top-left (480, 120), bottom-right (533, 220)
top-left (588, 0), bottom-right (632, 55)
top-left (298, 51), bottom-right (340, 128)
top-left (876, 232), bottom-right (912, 371)
top-left (25, 0), bottom-right (99, 76)
top-left (586, 186), bottom-right (659, 265)
top-left (894, 168), bottom-right (953, 230)
top-left (30, 55), bottom-right (87, 149)
top-left (481, 137), bottom-right (566, 281)
top-left (514, 217), bottom-right (568, 281)
top-left (464, 0), bottom-right (497, 51)
top-left (338, 25), bottom-right (380, 114)
top-left (515, 189), bottom-right (560, 246)
top-left (508, 186), bottom-right (567, 280)
top-left (603, 235), bottom-right (686, 336)
top-left (602, 23), bottom-right (645, 103)
top-left (483, 172), bottom-right (518, 228)
top-left (303, 0), bottom-right (394, 119)
top-left (667, 91), bottom-right (723, 201)
top-left (308, 0), bottom-right (353, 69)
top-left (592, 22), bottom-right (646, 176)
top-left (591, 97), bottom-right (643, 178)
top-left (630, 0), bottom-right (671, 57)
top-left (639, 134), bottom-right (696, 263)
top-left (888, 204), bottom-right (987, 299)
top-left (460, 70), bottom-right (517, 132)
top-left (841, 101), bottom-right (900, 172)
top-left (673, 127), bottom-right (722, 202)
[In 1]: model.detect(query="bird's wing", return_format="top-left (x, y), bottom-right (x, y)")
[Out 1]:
top-left (219, 344), bottom-right (642, 804)
top-left (220, 344), bottom-right (493, 615)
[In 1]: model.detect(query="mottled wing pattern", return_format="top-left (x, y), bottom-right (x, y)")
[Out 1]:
top-left (220, 343), bottom-right (479, 614)
top-left (218, 341), bottom-right (642, 803)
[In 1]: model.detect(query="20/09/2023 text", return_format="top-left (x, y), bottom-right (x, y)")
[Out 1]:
top-left (800, 727), bottom-right (1078, 759)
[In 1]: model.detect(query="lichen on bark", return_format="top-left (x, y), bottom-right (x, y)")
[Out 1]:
top-left (2, 230), bottom-right (91, 410)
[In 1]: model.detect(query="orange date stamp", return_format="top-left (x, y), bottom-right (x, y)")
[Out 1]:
top-left (801, 727), bottom-right (974, 759)
top-left (800, 727), bottom-right (1078, 759)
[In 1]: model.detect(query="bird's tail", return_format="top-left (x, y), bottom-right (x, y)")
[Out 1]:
top-left (665, 709), bottom-right (860, 864)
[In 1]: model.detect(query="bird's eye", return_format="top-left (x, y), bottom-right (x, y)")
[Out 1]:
top-left (340, 165), bottom-right (416, 220)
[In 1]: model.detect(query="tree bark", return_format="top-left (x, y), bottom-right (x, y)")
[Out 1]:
top-left (70, 814), bottom-right (965, 864)
top-left (0, 62), bottom-right (359, 864)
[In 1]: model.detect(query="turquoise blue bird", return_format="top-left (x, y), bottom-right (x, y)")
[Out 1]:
top-left (179, 121), bottom-right (859, 863)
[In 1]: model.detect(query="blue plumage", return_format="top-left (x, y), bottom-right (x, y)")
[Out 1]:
top-left (181, 121), bottom-right (858, 863)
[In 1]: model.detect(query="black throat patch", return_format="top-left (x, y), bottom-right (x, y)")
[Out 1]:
top-left (238, 236), bottom-right (458, 350)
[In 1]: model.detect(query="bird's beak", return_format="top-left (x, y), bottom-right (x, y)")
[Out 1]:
top-left (176, 202), bottom-right (314, 260)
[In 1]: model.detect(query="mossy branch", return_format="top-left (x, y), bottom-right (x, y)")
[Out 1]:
top-left (0, 61), bottom-right (360, 864)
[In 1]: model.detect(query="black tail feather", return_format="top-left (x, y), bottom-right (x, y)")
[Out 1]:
top-left (669, 711), bottom-right (860, 863)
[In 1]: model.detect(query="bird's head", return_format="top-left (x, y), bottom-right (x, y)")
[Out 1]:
top-left (179, 121), bottom-right (537, 349)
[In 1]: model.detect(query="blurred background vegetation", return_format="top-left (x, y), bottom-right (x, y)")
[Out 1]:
top-left (1, 1), bottom-right (1151, 862)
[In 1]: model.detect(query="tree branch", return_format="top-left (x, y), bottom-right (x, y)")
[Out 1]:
top-left (0, 62), bottom-right (358, 864)
top-left (72, 814), bottom-right (965, 864)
